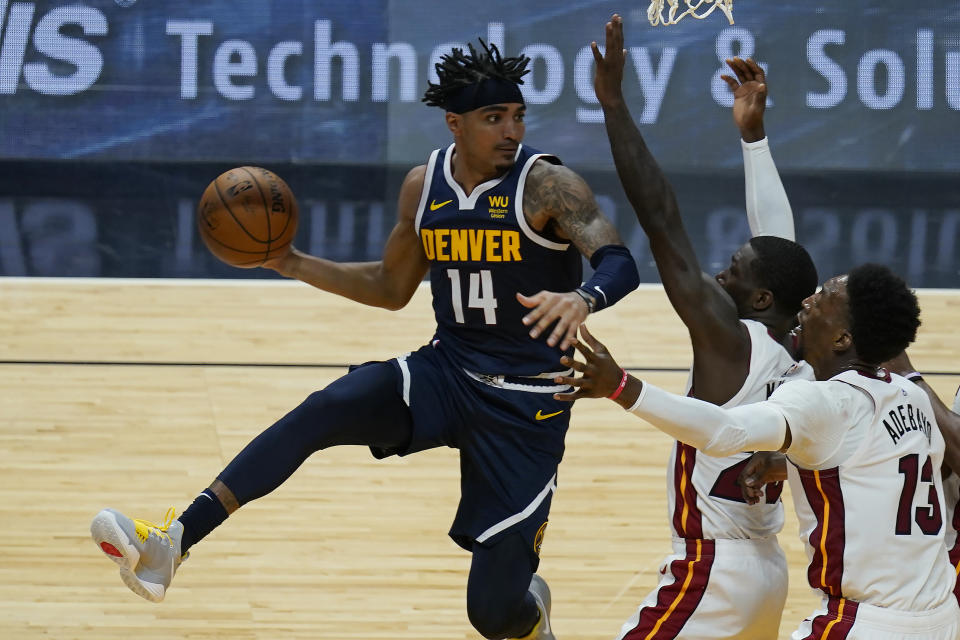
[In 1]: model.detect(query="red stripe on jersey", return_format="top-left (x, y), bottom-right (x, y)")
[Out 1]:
top-left (797, 467), bottom-right (846, 596)
top-left (765, 479), bottom-right (785, 503)
top-left (949, 542), bottom-right (960, 606)
top-left (671, 442), bottom-right (703, 538)
top-left (623, 539), bottom-right (715, 640)
top-left (800, 596), bottom-right (859, 640)
top-left (950, 492), bottom-right (960, 604)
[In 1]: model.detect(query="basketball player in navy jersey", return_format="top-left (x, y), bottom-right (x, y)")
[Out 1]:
top-left (89, 40), bottom-right (639, 640)
top-left (591, 15), bottom-right (817, 639)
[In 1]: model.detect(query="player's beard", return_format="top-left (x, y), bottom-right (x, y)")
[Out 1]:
top-left (492, 142), bottom-right (519, 175)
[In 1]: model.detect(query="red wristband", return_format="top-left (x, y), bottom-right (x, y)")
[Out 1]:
top-left (608, 368), bottom-right (628, 400)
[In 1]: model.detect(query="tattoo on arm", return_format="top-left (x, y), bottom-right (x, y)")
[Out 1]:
top-left (522, 162), bottom-right (620, 257)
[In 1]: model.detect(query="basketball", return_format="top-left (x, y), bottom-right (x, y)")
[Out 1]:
top-left (196, 166), bottom-right (298, 268)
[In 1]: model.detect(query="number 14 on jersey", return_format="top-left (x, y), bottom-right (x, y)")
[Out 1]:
top-left (447, 268), bottom-right (498, 325)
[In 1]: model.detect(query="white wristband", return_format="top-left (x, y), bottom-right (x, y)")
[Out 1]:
top-left (740, 136), bottom-right (770, 150)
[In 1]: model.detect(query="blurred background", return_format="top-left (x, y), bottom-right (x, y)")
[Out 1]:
top-left (0, 0), bottom-right (957, 285)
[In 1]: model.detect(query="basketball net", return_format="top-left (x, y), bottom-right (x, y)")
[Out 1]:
top-left (647, 0), bottom-right (734, 26)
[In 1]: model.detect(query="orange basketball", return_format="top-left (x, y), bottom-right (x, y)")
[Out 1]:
top-left (196, 166), bottom-right (298, 268)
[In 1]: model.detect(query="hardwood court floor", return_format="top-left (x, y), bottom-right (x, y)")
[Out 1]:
top-left (1, 279), bottom-right (958, 639)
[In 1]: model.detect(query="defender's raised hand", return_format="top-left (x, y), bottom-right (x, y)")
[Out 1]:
top-left (553, 325), bottom-right (629, 401)
top-left (592, 14), bottom-right (627, 107)
top-left (721, 57), bottom-right (767, 142)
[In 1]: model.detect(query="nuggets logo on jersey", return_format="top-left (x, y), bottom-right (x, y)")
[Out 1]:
top-left (533, 521), bottom-right (548, 555)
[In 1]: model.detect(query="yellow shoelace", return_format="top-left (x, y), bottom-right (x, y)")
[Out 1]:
top-left (132, 507), bottom-right (177, 544)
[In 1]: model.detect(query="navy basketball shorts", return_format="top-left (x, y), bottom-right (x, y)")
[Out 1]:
top-left (369, 342), bottom-right (573, 564)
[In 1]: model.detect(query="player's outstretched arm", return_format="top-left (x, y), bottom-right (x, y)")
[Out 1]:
top-left (263, 166), bottom-right (430, 310)
top-left (517, 160), bottom-right (639, 350)
top-left (884, 351), bottom-right (960, 475)
top-left (593, 14), bottom-right (748, 401)
top-left (553, 326), bottom-right (790, 456)
top-left (721, 57), bottom-right (796, 240)
top-left (592, 16), bottom-right (687, 265)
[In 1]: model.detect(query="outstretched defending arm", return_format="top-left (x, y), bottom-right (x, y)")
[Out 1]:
top-left (721, 57), bottom-right (796, 240)
top-left (263, 166), bottom-right (430, 310)
top-left (553, 326), bottom-right (865, 470)
top-left (593, 14), bottom-right (748, 404)
top-left (553, 326), bottom-right (790, 456)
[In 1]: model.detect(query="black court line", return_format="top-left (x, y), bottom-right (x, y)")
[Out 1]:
top-left (2, 359), bottom-right (960, 377)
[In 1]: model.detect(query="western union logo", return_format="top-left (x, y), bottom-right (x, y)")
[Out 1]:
top-left (421, 228), bottom-right (522, 262)
top-left (488, 195), bottom-right (509, 218)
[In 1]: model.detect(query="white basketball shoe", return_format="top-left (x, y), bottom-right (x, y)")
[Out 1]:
top-left (90, 507), bottom-right (185, 602)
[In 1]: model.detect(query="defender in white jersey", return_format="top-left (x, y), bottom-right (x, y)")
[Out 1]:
top-left (558, 264), bottom-right (960, 639)
top-left (593, 16), bottom-right (818, 638)
top-left (670, 321), bottom-right (810, 543)
top-left (639, 321), bottom-right (813, 640)
top-left (783, 370), bottom-right (952, 637)
top-left (750, 351), bottom-right (960, 610)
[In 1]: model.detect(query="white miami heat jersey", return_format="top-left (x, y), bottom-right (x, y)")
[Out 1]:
top-left (667, 319), bottom-right (814, 540)
top-left (785, 371), bottom-right (954, 611)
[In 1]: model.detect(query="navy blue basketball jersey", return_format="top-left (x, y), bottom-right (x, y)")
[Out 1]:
top-left (414, 143), bottom-right (583, 376)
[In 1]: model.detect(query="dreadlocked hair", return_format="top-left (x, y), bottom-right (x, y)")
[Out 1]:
top-left (422, 39), bottom-right (530, 108)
